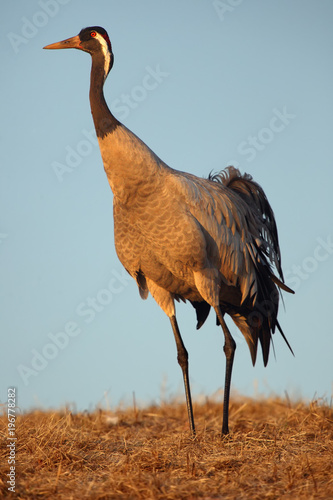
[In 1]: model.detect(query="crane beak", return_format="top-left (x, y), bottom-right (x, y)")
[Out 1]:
top-left (43, 34), bottom-right (82, 50)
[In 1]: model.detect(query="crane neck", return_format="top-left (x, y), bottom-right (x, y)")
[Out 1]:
top-left (89, 52), bottom-right (119, 138)
top-left (88, 49), bottom-right (167, 205)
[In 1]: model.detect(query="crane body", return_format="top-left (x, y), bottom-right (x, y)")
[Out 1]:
top-left (44, 27), bottom-right (294, 436)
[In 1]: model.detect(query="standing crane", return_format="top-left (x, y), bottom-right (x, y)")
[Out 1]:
top-left (44, 27), bottom-right (294, 436)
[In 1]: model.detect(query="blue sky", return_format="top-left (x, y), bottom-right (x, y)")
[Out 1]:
top-left (1, 1), bottom-right (332, 414)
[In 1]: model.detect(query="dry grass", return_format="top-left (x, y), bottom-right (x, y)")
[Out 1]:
top-left (1, 395), bottom-right (333, 499)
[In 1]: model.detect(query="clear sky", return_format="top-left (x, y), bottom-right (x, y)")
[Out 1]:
top-left (1, 1), bottom-right (332, 413)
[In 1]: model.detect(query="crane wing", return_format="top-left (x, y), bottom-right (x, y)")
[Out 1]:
top-left (169, 168), bottom-right (259, 303)
top-left (168, 166), bottom-right (294, 366)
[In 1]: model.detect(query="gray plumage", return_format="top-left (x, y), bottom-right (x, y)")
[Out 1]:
top-left (44, 26), bottom-right (294, 436)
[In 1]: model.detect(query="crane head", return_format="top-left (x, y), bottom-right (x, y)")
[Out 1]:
top-left (44, 27), bottom-right (114, 75)
top-left (44, 26), bottom-right (111, 53)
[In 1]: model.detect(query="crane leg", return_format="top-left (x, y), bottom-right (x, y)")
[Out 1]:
top-left (214, 306), bottom-right (236, 436)
top-left (170, 315), bottom-right (196, 436)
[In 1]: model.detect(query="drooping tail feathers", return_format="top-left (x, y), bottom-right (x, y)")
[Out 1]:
top-left (208, 166), bottom-right (294, 366)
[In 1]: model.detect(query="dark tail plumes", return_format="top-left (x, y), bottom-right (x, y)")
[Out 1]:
top-left (209, 166), bottom-right (294, 366)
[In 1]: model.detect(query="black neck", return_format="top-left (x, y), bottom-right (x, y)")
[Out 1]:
top-left (89, 51), bottom-right (119, 138)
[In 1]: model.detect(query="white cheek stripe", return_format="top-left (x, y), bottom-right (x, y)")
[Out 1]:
top-left (95, 32), bottom-right (111, 79)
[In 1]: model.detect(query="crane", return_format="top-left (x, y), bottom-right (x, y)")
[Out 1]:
top-left (44, 26), bottom-right (294, 436)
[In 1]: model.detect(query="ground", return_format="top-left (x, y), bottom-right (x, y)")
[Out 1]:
top-left (1, 396), bottom-right (332, 499)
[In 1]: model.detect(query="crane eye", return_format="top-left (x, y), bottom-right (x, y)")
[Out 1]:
top-left (91, 31), bottom-right (97, 37)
